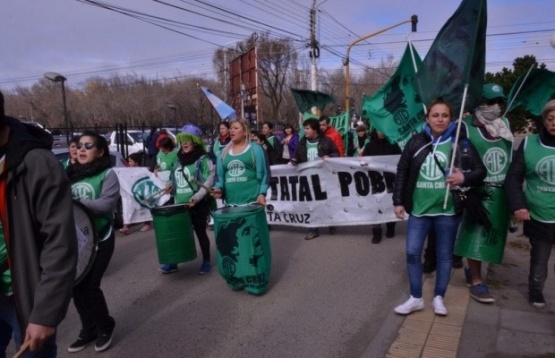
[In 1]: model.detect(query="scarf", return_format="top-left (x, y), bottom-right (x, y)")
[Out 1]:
top-left (67, 155), bottom-right (112, 184)
top-left (474, 104), bottom-right (514, 142)
top-left (423, 122), bottom-right (457, 144)
top-left (177, 146), bottom-right (205, 166)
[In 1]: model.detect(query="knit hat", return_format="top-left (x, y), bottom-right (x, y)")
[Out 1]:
top-left (541, 99), bottom-right (555, 120)
top-left (482, 83), bottom-right (506, 100)
top-left (176, 124), bottom-right (204, 146)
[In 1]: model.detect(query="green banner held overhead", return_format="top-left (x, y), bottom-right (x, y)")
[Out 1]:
top-left (414, 0), bottom-right (487, 115)
top-left (291, 88), bottom-right (335, 113)
top-left (508, 68), bottom-right (555, 117)
top-left (361, 43), bottom-right (424, 146)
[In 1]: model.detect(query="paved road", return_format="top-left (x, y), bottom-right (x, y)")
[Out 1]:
top-left (53, 223), bottom-right (409, 358)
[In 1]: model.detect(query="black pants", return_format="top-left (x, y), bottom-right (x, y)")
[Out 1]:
top-left (191, 199), bottom-right (211, 262)
top-left (529, 236), bottom-right (555, 293)
top-left (73, 233), bottom-right (116, 337)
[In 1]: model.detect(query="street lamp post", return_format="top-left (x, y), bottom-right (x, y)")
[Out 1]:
top-left (167, 103), bottom-right (178, 130)
top-left (44, 72), bottom-right (70, 145)
top-left (343, 15), bottom-right (418, 113)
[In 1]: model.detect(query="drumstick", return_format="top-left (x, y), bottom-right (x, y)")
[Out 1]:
top-left (13, 340), bottom-right (30, 358)
top-left (195, 181), bottom-right (274, 211)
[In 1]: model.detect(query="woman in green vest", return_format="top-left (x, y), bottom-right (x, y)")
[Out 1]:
top-left (506, 99), bottom-right (555, 309)
top-left (154, 136), bottom-right (178, 183)
top-left (66, 131), bottom-right (120, 353)
top-left (158, 124), bottom-right (215, 275)
top-left (212, 118), bottom-right (271, 294)
top-left (392, 99), bottom-right (486, 317)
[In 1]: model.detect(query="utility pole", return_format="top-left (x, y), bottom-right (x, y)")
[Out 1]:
top-left (309, 0), bottom-right (319, 91)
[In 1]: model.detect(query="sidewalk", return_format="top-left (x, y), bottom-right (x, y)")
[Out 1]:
top-left (383, 229), bottom-right (555, 358)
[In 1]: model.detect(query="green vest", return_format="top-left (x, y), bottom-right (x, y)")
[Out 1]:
top-left (222, 146), bottom-right (258, 205)
top-left (157, 150), bottom-right (178, 182)
top-left (464, 117), bottom-right (512, 183)
top-left (412, 140), bottom-right (456, 216)
top-left (213, 140), bottom-right (227, 157)
top-left (306, 141), bottom-right (319, 162)
top-left (0, 221), bottom-right (12, 295)
top-left (523, 135), bottom-right (555, 222)
top-left (172, 156), bottom-right (210, 204)
top-left (71, 169), bottom-right (112, 239)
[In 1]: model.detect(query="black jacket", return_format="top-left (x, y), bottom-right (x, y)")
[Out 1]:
top-left (505, 128), bottom-right (555, 239)
top-left (362, 137), bottom-right (401, 157)
top-left (293, 135), bottom-right (339, 164)
top-left (392, 131), bottom-right (486, 214)
top-left (2, 118), bottom-right (77, 330)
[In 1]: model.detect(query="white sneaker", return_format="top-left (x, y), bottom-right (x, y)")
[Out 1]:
top-left (432, 295), bottom-right (448, 316)
top-left (394, 296), bottom-right (424, 315)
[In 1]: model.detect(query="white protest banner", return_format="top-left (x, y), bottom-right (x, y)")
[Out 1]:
top-left (266, 155), bottom-right (400, 227)
top-left (113, 168), bottom-right (171, 225)
top-left (113, 155), bottom-right (401, 227)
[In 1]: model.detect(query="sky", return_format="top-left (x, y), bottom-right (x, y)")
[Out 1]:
top-left (1, 0), bottom-right (554, 92)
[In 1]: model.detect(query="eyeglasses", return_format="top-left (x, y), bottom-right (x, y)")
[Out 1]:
top-left (76, 142), bottom-right (96, 150)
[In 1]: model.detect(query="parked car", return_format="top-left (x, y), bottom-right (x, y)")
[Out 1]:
top-left (52, 147), bottom-right (128, 168)
top-left (106, 130), bottom-right (147, 155)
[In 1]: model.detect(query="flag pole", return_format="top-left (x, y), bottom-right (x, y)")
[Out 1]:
top-left (443, 83), bottom-right (470, 209)
top-left (502, 63), bottom-right (537, 118)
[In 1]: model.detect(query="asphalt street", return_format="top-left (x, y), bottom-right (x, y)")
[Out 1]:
top-left (53, 223), bottom-right (410, 358)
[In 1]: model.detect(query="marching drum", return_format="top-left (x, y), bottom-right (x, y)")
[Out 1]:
top-left (213, 205), bottom-right (271, 295)
top-left (151, 204), bottom-right (197, 264)
top-left (73, 202), bottom-right (97, 285)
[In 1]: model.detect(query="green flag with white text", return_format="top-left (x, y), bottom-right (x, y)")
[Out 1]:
top-left (508, 68), bottom-right (555, 117)
top-left (361, 43), bottom-right (424, 147)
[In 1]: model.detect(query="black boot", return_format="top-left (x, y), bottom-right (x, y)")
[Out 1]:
top-left (372, 228), bottom-right (382, 244)
top-left (385, 222), bottom-right (396, 238)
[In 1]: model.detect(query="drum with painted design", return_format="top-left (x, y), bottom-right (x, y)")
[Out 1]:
top-left (213, 205), bottom-right (271, 295)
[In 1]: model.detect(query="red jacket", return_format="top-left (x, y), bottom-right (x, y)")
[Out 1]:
top-left (324, 126), bottom-right (345, 157)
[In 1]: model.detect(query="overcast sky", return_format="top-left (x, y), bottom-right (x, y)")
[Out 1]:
top-left (1, 0), bottom-right (554, 92)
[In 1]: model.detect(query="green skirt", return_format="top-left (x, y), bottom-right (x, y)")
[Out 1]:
top-left (213, 205), bottom-right (272, 295)
top-left (454, 185), bottom-right (509, 264)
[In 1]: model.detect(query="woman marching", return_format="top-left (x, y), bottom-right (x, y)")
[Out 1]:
top-left (159, 124), bottom-right (215, 275)
top-left (66, 131), bottom-right (119, 353)
top-left (211, 118), bottom-right (271, 295)
top-left (392, 99), bottom-right (486, 316)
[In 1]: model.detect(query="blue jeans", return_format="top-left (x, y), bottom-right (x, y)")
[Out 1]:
top-left (0, 295), bottom-right (56, 358)
top-left (405, 214), bottom-right (462, 298)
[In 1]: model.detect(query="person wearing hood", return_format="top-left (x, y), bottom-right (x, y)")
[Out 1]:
top-left (0, 92), bottom-right (77, 356)
top-left (505, 99), bottom-right (555, 309)
top-left (159, 124), bottom-right (215, 275)
top-left (392, 99), bottom-right (486, 317)
top-left (454, 83), bottom-right (514, 304)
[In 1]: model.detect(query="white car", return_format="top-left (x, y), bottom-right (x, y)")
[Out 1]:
top-left (106, 130), bottom-right (147, 155)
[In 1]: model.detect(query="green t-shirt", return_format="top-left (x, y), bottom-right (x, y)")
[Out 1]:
top-left (306, 141), bottom-right (319, 162)
top-left (411, 140), bottom-right (456, 216)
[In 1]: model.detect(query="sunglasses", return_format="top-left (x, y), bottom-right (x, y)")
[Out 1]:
top-left (76, 142), bottom-right (96, 150)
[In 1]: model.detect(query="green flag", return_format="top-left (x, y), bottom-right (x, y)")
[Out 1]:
top-left (508, 68), bottom-right (555, 117)
top-left (291, 88), bottom-right (335, 113)
top-left (415, 0), bottom-right (487, 114)
top-left (361, 43), bottom-right (424, 146)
